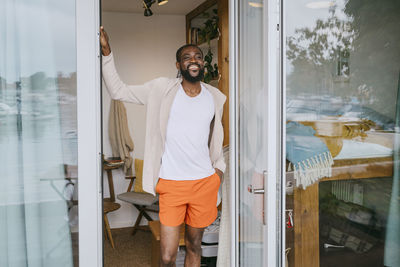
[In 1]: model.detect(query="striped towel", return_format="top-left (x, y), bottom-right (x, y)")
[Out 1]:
top-left (286, 121), bottom-right (334, 189)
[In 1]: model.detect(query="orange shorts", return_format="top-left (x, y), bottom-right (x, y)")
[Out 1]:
top-left (156, 172), bottom-right (220, 228)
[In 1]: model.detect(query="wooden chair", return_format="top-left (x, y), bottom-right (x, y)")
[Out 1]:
top-left (103, 201), bottom-right (121, 248)
top-left (103, 158), bottom-right (123, 248)
top-left (117, 175), bottom-right (159, 236)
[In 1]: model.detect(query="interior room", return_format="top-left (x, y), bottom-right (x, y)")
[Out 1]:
top-left (100, 0), bottom-right (229, 266)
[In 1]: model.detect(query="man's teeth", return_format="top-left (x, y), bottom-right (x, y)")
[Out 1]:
top-left (189, 66), bottom-right (199, 70)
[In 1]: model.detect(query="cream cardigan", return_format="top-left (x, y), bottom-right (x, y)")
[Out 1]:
top-left (102, 53), bottom-right (226, 195)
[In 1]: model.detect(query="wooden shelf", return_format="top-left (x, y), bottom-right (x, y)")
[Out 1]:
top-left (186, 0), bottom-right (229, 147)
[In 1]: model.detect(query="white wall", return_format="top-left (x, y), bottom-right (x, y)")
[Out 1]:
top-left (101, 11), bottom-right (185, 228)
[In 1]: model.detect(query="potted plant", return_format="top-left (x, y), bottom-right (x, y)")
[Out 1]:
top-left (198, 9), bottom-right (219, 84)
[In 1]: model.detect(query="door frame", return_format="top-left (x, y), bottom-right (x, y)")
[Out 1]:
top-left (76, 0), bottom-right (103, 266)
top-left (229, 0), bottom-right (238, 265)
top-left (263, 0), bottom-right (283, 265)
top-left (229, 0), bottom-right (283, 266)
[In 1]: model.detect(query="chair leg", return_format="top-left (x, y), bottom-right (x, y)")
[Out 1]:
top-left (104, 227), bottom-right (108, 240)
top-left (104, 214), bottom-right (115, 249)
top-left (142, 209), bottom-right (154, 222)
top-left (132, 209), bottom-right (144, 236)
top-left (133, 204), bottom-right (154, 222)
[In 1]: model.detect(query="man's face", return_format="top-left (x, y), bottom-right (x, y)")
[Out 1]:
top-left (177, 46), bottom-right (205, 83)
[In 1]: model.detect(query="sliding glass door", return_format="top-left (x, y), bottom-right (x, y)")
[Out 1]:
top-left (0, 1), bottom-right (102, 266)
top-left (283, 0), bottom-right (400, 266)
top-left (232, 0), bottom-right (399, 266)
top-left (0, 1), bottom-right (78, 266)
top-left (231, 0), bottom-right (281, 266)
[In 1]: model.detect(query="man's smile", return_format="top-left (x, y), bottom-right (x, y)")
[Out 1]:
top-left (188, 64), bottom-right (200, 71)
top-left (187, 63), bottom-right (202, 76)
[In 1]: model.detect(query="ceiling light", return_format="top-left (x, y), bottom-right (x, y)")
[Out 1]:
top-left (142, 0), bottom-right (168, 17)
top-left (143, 0), bottom-right (154, 17)
top-left (249, 2), bottom-right (263, 8)
top-left (306, 1), bottom-right (335, 9)
top-left (158, 0), bottom-right (168, 6)
top-left (144, 8), bottom-right (153, 16)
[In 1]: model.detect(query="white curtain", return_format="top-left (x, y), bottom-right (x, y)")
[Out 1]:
top-left (0, 1), bottom-right (75, 266)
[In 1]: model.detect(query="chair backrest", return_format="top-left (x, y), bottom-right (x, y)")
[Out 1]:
top-left (124, 158), bottom-right (144, 193)
top-left (133, 159), bottom-right (145, 193)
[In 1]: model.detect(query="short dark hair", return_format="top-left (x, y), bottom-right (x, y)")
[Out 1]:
top-left (176, 44), bottom-right (203, 62)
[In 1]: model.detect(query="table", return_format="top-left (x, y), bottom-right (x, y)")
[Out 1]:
top-left (148, 220), bottom-right (186, 267)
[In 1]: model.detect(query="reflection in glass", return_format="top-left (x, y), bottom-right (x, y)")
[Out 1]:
top-left (238, 0), bottom-right (267, 266)
top-left (285, 0), bottom-right (400, 266)
top-left (0, 1), bottom-right (77, 266)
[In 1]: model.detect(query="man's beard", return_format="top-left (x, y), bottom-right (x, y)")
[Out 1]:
top-left (180, 64), bottom-right (204, 83)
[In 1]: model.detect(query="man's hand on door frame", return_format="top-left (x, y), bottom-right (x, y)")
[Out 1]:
top-left (100, 26), bottom-right (111, 56)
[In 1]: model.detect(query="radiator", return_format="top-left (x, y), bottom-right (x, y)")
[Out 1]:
top-left (331, 181), bottom-right (363, 205)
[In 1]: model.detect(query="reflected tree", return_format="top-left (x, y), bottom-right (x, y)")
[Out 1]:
top-left (343, 0), bottom-right (400, 119)
top-left (287, 0), bottom-right (400, 120)
top-left (287, 6), bottom-right (355, 96)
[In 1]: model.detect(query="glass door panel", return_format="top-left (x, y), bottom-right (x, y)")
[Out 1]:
top-left (237, 0), bottom-right (267, 265)
top-left (283, 0), bottom-right (400, 266)
top-left (0, 1), bottom-right (78, 266)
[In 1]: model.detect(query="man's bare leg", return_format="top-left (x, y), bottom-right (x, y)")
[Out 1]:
top-left (184, 225), bottom-right (205, 267)
top-left (160, 224), bottom-right (181, 267)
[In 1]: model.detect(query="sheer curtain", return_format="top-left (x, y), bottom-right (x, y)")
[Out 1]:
top-left (0, 1), bottom-right (76, 266)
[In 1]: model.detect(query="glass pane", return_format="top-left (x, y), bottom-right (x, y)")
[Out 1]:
top-left (238, 0), bottom-right (267, 265)
top-left (284, 0), bottom-right (400, 266)
top-left (0, 1), bottom-right (78, 266)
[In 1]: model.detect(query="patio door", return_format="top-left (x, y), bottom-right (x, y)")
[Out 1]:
top-left (230, 0), bottom-right (282, 266)
top-left (77, 0), bottom-right (103, 266)
top-left (0, 1), bottom-right (102, 267)
top-left (283, 0), bottom-right (400, 267)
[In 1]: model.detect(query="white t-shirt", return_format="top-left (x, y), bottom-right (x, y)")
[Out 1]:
top-left (159, 85), bottom-right (215, 180)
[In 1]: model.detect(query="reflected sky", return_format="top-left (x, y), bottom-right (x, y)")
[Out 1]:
top-left (0, 0), bottom-right (76, 82)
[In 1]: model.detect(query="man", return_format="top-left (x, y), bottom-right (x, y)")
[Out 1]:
top-left (100, 27), bottom-right (226, 267)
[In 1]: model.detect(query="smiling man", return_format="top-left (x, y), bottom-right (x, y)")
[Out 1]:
top-left (100, 27), bottom-right (226, 267)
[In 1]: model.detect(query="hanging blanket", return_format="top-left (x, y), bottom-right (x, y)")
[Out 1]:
top-left (286, 121), bottom-right (334, 189)
top-left (109, 100), bottom-right (134, 176)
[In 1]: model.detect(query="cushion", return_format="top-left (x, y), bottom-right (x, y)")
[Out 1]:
top-left (117, 191), bottom-right (158, 206)
top-left (133, 158), bottom-right (145, 193)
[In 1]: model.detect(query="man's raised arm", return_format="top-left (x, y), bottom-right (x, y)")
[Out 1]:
top-left (100, 26), bottom-right (154, 105)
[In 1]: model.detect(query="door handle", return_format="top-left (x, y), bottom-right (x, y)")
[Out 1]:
top-left (247, 184), bottom-right (265, 194)
top-left (247, 170), bottom-right (267, 194)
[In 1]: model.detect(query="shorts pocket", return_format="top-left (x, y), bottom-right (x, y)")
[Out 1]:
top-left (155, 179), bottom-right (163, 194)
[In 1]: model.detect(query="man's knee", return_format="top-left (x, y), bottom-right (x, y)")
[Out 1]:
top-left (160, 249), bottom-right (178, 265)
top-left (185, 238), bottom-right (202, 255)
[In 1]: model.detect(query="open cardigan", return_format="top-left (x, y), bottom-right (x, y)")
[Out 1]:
top-left (102, 52), bottom-right (226, 195)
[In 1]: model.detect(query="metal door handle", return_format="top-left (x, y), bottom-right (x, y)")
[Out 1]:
top-left (247, 184), bottom-right (265, 194)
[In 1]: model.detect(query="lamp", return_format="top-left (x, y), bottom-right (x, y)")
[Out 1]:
top-left (144, 7), bottom-right (153, 16)
top-left (158, 0), bottom-right (168, 5)
top-left (142, 0), bottom-right (168, 17)
top-left (143, 0), bottom-right (154, 17)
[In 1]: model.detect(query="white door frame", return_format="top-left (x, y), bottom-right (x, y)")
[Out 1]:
top-left (229, 0), bottom-right (283, 266)
top-left (263, 0), bottom-right (282, 265)
top-left (76, 0), bottom-right (103, 266)
top-left (229, 0), bottom-right (238, 265)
